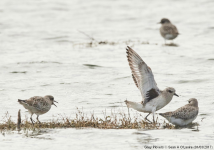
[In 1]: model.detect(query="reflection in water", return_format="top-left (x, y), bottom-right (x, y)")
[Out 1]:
top-left (17, 61), bottom-right (62, 64)
top-left (114, 76), bottom-right (130, 80)
top-left (24, 129), bottom-right (54, 140)
top-left (177, 79), bottom-right (208, 84)
top-left (164, 43), bottom-right (179, 47)
top-left (0, 0), bottom-right (214, 149)
top-left (173, 122), bottom-right (200, 131)
top-left (83, 64), bottom-right (102, 69)
top-left (134, 132), bottom-right (158, 144)
top-left (10, 71), bottom-right (27, 74)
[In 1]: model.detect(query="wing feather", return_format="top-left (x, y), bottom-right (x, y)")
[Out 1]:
top-left (172, 105), bottom-right (198, 120)
top-left (26, 96), bottom-right (47, 111)
top-left (126, 46), bottom-right (160, 105)
top-left (163, 24), bottom-right (179, 35)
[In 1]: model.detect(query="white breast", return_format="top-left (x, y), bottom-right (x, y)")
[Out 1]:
top-left (145, 95), bottom-right (169, 111)
top-left (165, 34), bottom-right (176, 40)
top-left (168, 115), bottom-right (197, 126)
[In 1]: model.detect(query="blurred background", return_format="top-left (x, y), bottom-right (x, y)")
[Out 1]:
top-left (0, 0), bottom-right (214, 149)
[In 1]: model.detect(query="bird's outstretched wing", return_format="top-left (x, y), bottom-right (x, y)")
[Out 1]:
top-left (126, 46), bottom-right (160, 105)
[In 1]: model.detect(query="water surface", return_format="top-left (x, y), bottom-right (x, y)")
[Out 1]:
top-left (0, 0), bottom-right (214, 149)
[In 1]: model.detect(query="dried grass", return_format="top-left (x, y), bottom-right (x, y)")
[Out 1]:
top-left (75, 30), bottom-right (158, 48)
top-left (72, 40), bottom-right (155, 48)
top-left (0, 109), bottom-right (174, 132)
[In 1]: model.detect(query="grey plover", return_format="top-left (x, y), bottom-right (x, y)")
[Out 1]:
top-left (158, 18), bottom-right (179, 44)
top-left (159, 98), bottom-right (198, 126)
top-left (18, 95), bottom-right (58, 124)
top-left (124, 46), bottom-right (179, 122)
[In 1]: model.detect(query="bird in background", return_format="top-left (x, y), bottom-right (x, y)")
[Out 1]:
top-left (124, 46), bottom-right (179, 122)
top-left (159, 98), bottom-right (199, 126)
top-left (158, 18), bottom-right (179, 44)
top-left (18, 95), bottom-right (58, 125)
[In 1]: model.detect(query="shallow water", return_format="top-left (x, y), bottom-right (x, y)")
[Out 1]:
top-left (0, 0), bottom-right (214, 149)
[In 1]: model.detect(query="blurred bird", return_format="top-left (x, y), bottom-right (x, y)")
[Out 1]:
top-left (158, 18), bottom-right (179, 44)
top-left (159, 98), bottom-right (199, 126)
top-left (18, 95), bottom-right (58, 125)
top-left (124, 46), bottom-right (179, 122)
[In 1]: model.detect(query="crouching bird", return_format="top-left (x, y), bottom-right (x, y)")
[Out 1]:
top-left (159, 98), bottom-right (198, 126)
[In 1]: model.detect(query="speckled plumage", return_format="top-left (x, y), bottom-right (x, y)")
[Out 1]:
top-left (18, 95), bottom-right (58, 124)
top-left (159, 18), bottom-right (179, 43)
top-left (159, 98), bottom-right (198, 126)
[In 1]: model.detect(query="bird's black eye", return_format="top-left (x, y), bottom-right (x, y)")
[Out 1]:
top-left (168, 90), bottom-right (173, 93)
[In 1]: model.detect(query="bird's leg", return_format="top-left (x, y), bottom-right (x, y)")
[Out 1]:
top-left (145, 114), bottom-right (152, 123)
top-left (127, 107), bottom-right (131, 122)
top-left (30, 114), bottom-right (35, 125)
top-left (145, 113), bottom-right (151, 120)
top-left (36, 115), bottom-right (41, 124)
top-left (153, 114), bottom-right (155, 123)
top-left (152, 108), bottom-right (156, 123)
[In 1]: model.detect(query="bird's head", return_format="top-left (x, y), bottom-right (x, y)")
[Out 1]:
top-left (158, 18), bottom-right (171, 24)
top-left (187, 98), bottom-right (198, 107)
top-left (164, 87), bottom-right (179, 97)
top-left (45, 95), bottom-right (58, 107)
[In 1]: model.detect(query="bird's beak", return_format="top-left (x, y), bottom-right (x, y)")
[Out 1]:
top-left (174, 93), bottom-right (179, 97)
top-left (53, 100), bottom-right (58, 107)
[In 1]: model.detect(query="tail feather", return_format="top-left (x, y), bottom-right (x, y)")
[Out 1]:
top-left (159, 112), bottom-right (172, 118)
top-left (124, 100), bottom-right (145, 112)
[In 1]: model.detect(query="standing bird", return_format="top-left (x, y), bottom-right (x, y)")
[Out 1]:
top-left (159, 98), bottom-right (199, 126)
top-left (158, 18), bottom-right (179, 44)
top-left (18, 95), bottom-right (58, 124)
top-left (124, 46), bottom-right (179, 122)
